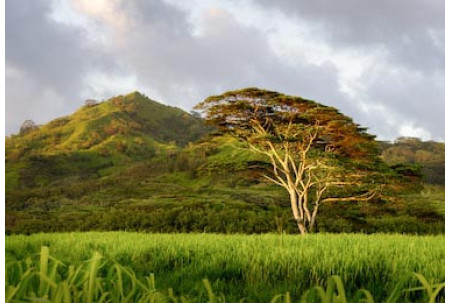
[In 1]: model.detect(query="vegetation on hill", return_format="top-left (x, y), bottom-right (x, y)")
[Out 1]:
top-left (196, 88), bottom-right (419, 234)
top-left (6, 91), bottom-right (208, 159)
top-left (4, 90), bottom-right (444, 235)
top-left (5, 92), bottom-right (209, 191)
top-left (379, 137), bottom-right (445, 185)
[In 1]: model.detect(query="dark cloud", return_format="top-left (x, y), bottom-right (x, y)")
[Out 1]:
top-left (5, 0), bottom-right (444, 140)
top-left (5, 0), bottom-right (116, 133)
top-left (259, 0), bottom-right (444, 73)
top-left (363, 66), bottom-right (444, 138)
top-left (7, 0), bottom-right (86, 95)
top-left (116, 1), bottom-right (344, 106)
top-left (256, 0), bottom-right (444, 140)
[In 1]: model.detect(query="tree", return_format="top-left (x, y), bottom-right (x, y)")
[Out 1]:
top-left (195, 88), bottom-right (397, 234)
top-left (84, 99), bottom-right (98, 107)
top-left (20, 120), bottom-right (37, 134)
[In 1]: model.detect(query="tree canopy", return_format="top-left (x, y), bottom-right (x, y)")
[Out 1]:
top-left (196, 87), bottom-right (410, 234)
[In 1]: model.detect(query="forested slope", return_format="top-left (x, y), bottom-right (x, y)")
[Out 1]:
top-left (5, 91), bottom-right (444, 234)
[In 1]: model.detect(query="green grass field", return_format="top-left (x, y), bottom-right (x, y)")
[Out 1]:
top-left (5, 232), bottom-right (444, 302)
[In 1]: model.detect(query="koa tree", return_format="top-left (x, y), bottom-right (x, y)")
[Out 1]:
top-left (196, 88), bottom-right (401, 234)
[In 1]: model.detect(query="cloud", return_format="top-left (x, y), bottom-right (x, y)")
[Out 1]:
top-left (67, 0), bottom-right (347, 111)
top-left (6, 0), bottom-right (444, 141)
top-left (257, 0), bottom-right (444, 71)
top-left (254, 0), bottom-right (444, 140)
top-left (6, 0), bottom-right (105, 132)
top-left (6, 64), bottom-right (68, 133)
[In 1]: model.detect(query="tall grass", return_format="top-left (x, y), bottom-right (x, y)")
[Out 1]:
top-left (5, 232), bottom-right (445, 302)
top-left (6, 246), bottom-right (445, 303)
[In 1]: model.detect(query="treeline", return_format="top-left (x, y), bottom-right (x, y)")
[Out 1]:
top-left (380, 137), bottom-right (444, 184)
top-left (5, 111), bottom-right (445, 235)
top-left (7, 202), bottom-right (444, 235)
top-left (6, 139), bottom-right (444, 235)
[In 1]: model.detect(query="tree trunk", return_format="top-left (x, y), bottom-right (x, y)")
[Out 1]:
top-left (296, 220), bottom-right (307, 235)
top-left (289, 190), bottom-right (307, 235)
top-left (308, 204), bottom-right (320, 233)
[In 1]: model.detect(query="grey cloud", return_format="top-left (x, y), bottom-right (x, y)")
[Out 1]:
top-left (102, 0), bottom-right (350, 116)
top-left (6, 67), bottom-right (68, 134)
top-left (6, 0), bottom-right (444, 141)
top-left (362, 68), bottom-right (444, 139)
top-left (5, 0), bottom-right (117, 134)
top-left (6, 0), bottom-right (95, 98)
top-left (258, 0), bottom-right (444, 73)
top-left (256, 0), bottom-right (444, 140)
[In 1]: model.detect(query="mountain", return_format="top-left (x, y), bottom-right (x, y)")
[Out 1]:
top-left (7, 91), bottom-right (208, 157)
top-left (6, 92), bottom-right (210, 191)
top-left (5, 90), bottom-right (444, 235)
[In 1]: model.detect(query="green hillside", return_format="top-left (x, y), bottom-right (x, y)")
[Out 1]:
top-left (5, 91), bottom-right (444, 235)
top-left (379, 137), bottom-right (445, 185)
top-left (5, 92), bottom-right (209, 191)
top-left (7, 91), bottom-right (209, 156)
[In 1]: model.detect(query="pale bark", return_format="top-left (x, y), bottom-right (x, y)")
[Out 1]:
top-left (246, 118), bottom-right (374, 235)
top-left (289, 191), bottom-right (306, 235)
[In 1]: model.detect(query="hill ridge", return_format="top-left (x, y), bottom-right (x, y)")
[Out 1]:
top-left (6, 92), bottom-right (210, 160)
top-left (5, 88), bottom-right (444, 235)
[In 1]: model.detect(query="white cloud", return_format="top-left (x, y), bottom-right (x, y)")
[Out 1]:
top-left (72, 0), bottom-right (128, 31)
top-left (399, 124), bottom-right (432, 141)
top-left (6, 0), bottom-right (444, 141)
top-left (81, 71), bottom-right (162, 103)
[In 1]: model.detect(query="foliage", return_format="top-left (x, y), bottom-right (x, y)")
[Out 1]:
top-left (6, 233), bottom-right (445, 302)
top-left (5, 137), bottom-right (444, 235)
top-left (19, 119), bottom-right (37, 135)
top-left (380, 137), bottom-right (445, 185)
top-left (5, 91), bottom-right (444, 235)
top-left (195, 88), bottom-right (416, 234)
top-left (5, 149), bottom-right (444, 235)
top-left (5, 91), bottom-right (209, 161)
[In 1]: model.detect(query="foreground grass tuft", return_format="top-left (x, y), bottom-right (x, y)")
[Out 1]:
top-left (5, 246), bottom-right (445, 302)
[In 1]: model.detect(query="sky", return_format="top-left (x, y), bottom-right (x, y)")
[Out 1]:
top-left (5, 0), bottom-right (445, 141)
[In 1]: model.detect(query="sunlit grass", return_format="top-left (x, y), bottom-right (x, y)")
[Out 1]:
top-left (5, 246), bottom-right (445, 302)
top-left (6, 232), bottom-right (444, 302)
